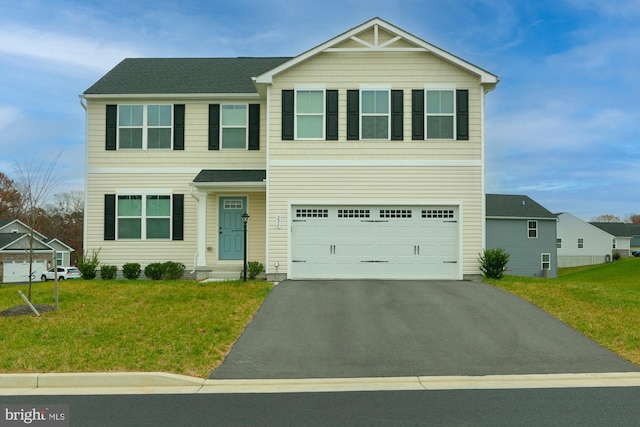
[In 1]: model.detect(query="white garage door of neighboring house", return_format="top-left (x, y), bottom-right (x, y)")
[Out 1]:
top-left (290, 205), bottom-right (459, 280)
top-left (2, 260), bottom-right (47, 283)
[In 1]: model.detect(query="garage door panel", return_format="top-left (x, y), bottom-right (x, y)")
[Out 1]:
top-left (291, 205), bottom-right (459, 280)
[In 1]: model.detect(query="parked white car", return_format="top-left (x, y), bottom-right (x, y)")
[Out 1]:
top-left (40, 267), bottom-right (81, 281)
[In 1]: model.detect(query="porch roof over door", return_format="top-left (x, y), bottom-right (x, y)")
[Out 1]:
top-left (191, 169), bottom-right (266, 190)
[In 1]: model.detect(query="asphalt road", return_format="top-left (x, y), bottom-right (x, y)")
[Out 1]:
top-left (4, 388), bottom-right (640, 426)
top-left (210, 280), bottom-right (638, 379)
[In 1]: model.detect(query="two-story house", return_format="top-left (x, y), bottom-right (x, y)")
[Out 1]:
top-left (80, 18), bottom-right (498, 281)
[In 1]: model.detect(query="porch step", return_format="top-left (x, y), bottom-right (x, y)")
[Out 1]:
top-left (207, 263), bottom-right (243, 281)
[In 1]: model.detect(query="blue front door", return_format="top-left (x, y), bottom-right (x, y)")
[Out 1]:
top-left (219, 197), bottom-right (247, 260)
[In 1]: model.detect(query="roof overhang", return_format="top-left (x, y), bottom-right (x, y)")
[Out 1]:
top-left (190, 169), bottom-right (266, 192)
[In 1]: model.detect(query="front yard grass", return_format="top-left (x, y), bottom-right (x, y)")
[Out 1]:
top-left (487, 257), bottom-right (640, 366)
top-left (0, 279), bottom-right (272, 378)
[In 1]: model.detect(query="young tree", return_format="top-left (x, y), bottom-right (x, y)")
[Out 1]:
top-left (40, 191), bottom-right (84, 265)
top-left (13, 156), bottom-right (61, 300)
top-left (0, 171), bottom-right (22, 219)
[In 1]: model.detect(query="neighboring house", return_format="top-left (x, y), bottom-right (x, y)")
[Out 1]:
top-left (485, 194), bottom-right (557, 278)
top-left (80, 17), bottom-right (499, 281)
top-left (0, 219), bottom-right (75, 283)
top-left (556, 213), bottom-right (613, 267)
top-left (629, 224), bottom-right (640, 249)
top-left (590, 222), bottom-right (631, 258)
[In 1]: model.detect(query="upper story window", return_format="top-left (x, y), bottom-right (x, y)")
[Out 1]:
top-left (528, 220), bottom-right (538, 238)
top-left (557, 238), bottom-right (562, 248)
top-left (296, 90), bottom-right (325, 139)
top-left (221, 104), bottom-right (248, 149)
top-left (117, 194), bottom-right (171, 239)
top-left (578, 238), bottom-right (584, 248)
top-left (426, 89), bottom-right (454, 139)
top-left (118, 105), bottom-right (173, 149)
top-left (361, 90), bottom-right (389, 139)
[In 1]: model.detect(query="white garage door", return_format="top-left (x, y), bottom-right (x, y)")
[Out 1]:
top-left (2, 260), bottom-right (47, 283)
top-left (291, 205), bottom-right (459, 279)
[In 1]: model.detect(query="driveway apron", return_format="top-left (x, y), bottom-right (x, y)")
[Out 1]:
top-left (209, 280), bottom-right (638, 379)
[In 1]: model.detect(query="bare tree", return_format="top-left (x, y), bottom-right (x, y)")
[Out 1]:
top-left (13, 156), bottom-right (61, 300)
top-left (591, 214), bottom-right (622, 223)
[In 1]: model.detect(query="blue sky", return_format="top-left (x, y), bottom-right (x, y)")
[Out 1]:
top-left (1, 0), bottom-right (638, 220)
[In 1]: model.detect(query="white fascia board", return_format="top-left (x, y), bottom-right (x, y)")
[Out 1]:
top-left (82, 93), bottom-right (262, 101)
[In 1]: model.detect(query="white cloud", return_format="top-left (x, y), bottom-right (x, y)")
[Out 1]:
top-left (0, 24), bottom-right (141, 72)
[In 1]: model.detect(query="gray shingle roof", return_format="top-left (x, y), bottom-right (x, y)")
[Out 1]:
top-left (84, 57), bottom-right (292, 95)
top-left (589, 222), bottom-right (631, 237)
top-left (486, 194), bottom-right (556, 219)
top-left (193, 170), bottom-right (266, 183)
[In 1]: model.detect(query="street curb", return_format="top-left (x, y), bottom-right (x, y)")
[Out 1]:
top-left (2, 372), bottom-right (640, 395)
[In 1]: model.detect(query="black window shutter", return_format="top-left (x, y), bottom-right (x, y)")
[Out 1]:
top-left (456, 89), bottom-right (469, 140)
top-left (208, 104), bottom-right (220, 150)
top-left (248, 104), bottom-right (260, 150)
top-left (391, 90), bottom-right (403, 141)
top-left (411, 90), bottom-right (424, 140)
top-left (173, 104), bottom-right (185, 150)
top-left (281, 90), bottom-right (294, 140)
top-left (104, 194), bottom-right (116, 240)
top-left (172, 194), bottom-right (184, 241)
top-left (106, 105), bottom-right (117, 150)
top-left (347, 90), bottom-right (359, 140)
top-left (326, 90), bottom-right (338, 140)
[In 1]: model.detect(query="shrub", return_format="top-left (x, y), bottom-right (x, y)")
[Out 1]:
top-left (144, 263), bottom-right (164, 280)
top-left (613, 252), bottom-right (621, 261)
top-left (122, 263), bottom-right (141, 280)
top-left (479, 248), bottom-right (510, 279)
top-left (163, 261), bottom-right (185, 280)
top-left (247, 261), bottom-right (264, 280)
top-left (100, 264), bottom-right (118, 280)
top-left (77, 249), bottom-right (100, 280)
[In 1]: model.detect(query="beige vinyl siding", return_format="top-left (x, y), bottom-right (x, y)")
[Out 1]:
top-left (267, 166), bottom-right (483, 277)
top-left (268, 51), bottom-right (483, 161)
top-left (204, 192), bottom-right (266, 266)
top-left (85, 173), bottom-right (198, 269)
top-left (86, 100), bottom-right (267, 171)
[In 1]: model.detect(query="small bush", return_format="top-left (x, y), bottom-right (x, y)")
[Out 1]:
top-left (122, 263), bottom-right (141, 280)
top-left (163, 261), bottom-right (185, 280)
top-left (613, 252), bottom-right (621, 261)
top-left (247, 262), bottom-right (264, 280)
top-left (144, 263), bottom-right (164, 280)
top-left (479, 248), bottom-right (510, 279)
top-left (100, 265), bottom-right (118, 280)
top-left (77, 249), bottom-right (101, 280)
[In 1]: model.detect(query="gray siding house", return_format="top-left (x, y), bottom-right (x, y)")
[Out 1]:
top-left (486, 194), bottom-right (558, 278)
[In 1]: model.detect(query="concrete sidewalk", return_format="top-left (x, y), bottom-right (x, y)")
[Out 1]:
top-left (3, 372), bottom-right (640, 396)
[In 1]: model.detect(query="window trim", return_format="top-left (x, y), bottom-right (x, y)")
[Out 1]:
top-left (424, 84), bottom-right (456, 140)
top-left (115, 190), bottom-right (173, 240)
top-left (578, 238), bottom-right (584, 249)
top-left (295, 85), bottom-right (326, 140)
top-left (220, 103), bottom-right (249, 150)
top-left (541, 253), bottom-right (551, 271)
top-left (557, 238), bottom-right (562, 249)
top-left (360, 85), bottom-right (391, 140)
top-left (528, 220), bottom-right (538, 239)
top-left (117, 104), bottom-right (174, 150)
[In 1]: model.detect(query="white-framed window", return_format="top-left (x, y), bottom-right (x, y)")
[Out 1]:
top-left (578, 238), bottom-right (584, 249)
top-left (541, 253), bottom-right (551, 270)
top-left (425, 86), bottom-right (455, 139)
top-left (557, 238), bottom-right (562, 249)
top-left (612, 238), bottom-right (617, 249)
top-left (56, 252), bottom-right (63, 266)
top-left (221, 104), bottom-right (248, 149)
top-left (117, 194), bottom-right (171, 239)
top-left (528, 220), bottom-right (538, 238)
top-left (361, 88), bottom-right (390, 139)
top-left (118, 105), bottom-right (172, 149)
top-left (296, 89), bottom-right (325, 139)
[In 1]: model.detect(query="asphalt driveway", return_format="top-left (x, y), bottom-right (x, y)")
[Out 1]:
top-left (209, 280), bottom-right (638, 379)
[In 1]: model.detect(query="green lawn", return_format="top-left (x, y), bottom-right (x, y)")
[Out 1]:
top-left (0, 279), bottom-right (272, 378)
top-left (487, 257), bottom-right (640, 366)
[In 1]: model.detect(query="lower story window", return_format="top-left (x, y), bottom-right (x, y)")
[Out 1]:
top-left (117, 194), bottom-right (171, 239)
top-left (541, 253), bottom-right (551, 270)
